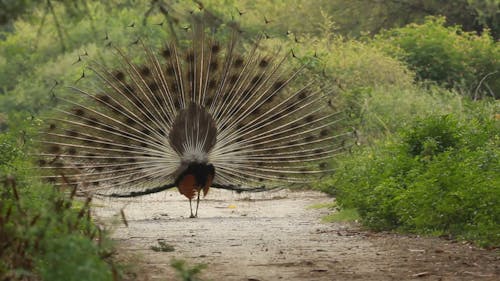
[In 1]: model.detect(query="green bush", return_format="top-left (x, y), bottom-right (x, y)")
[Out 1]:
top-left (320, 113), bottom-right (500, 247)
top-left (36, 236), bottom-right (113, 281)
top-left (402, 115), bottom-right (462, 157)
top-left (343, 85), bottom-right (471, 143)
top-left (0, 128), bottom-right (118, 280)
top-left (0, 0), bottom-right (170, 120)
top-left (374, 16), bottom-right (500, 99)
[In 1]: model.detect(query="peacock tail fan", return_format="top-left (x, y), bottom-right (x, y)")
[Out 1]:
top-left (34, 10), bottom-right (353, 200)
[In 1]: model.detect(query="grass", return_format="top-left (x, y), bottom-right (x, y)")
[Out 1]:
top-left (308, 202), bottom-right (360, 223)
top-left (322, 209), bottom-right (361, 223)
top-left (150, 240), bottom-right (176, 252)
top-left (307, 202), bottom-right (337, 210)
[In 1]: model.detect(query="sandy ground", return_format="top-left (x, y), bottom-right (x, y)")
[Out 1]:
top-left (93, 189), bottom-right (500, 281)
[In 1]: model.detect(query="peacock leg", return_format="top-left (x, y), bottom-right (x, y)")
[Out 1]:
top-left (189, 198), bottom-right (195, 218)
top-left (194, 191), bottom-right (201, 218)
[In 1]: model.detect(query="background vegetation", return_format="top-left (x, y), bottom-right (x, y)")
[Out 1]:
top-left (1, 0), bottom-right (499, 279)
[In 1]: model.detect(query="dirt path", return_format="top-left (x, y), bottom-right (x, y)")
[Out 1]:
top-left (93, 189), bottom-right (499, 281)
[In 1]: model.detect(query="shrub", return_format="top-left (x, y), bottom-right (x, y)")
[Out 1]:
top-left (0, 129), bottom-right (118, 280)
top-left (292, 12), bottom-right (415, 91)
top-left (402, 115), bottom-right (462, 157)
top-left (374, 16), bottom-right (500, 99)
top-left (320, 112), bottom-right (500, 247)
top-left (340, 84), bottom-right (485, 143)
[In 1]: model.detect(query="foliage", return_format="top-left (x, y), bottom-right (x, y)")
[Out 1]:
top-left (322, 208), bottom-right (360, 223)
top-left (321, 0), bottom-right (500, 39)
top-left (0, 129), bottom-right (119, 280)
top-left (199, 0), bottom-right (500, 40)
top-left (320, 113), bottom-right (500, 247)
top-left (170, 259), bottom-right (207, 281)
top-left (0, 0), bottom-right (173, 120)
top-left (0, 0), bottom-right (36, 26)
top-left (374, 16), bottom-right (500, 99)
top-left (343, 85), bottom-right (474, 143)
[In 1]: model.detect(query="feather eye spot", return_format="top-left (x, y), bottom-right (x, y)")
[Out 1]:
top-left (208, 79), bottom-right (218, 90)
top-left (320, 129), bottom-right (329, 137)
top-left (166, 66), bottom-right (175, 76)
top-left (319, 162), bottom-right (328, 169)
top-left (229, 74), bottom-right (239, 84)
top-left (209, 60), bottom-right (218, 71)
top-left (83, 137), bottom-right (95, 144)
top-left (233, 57), bottom-right (244, 68)
top-left (111, 103), bottom-right (124, 113)
top-left (273, 80), bottom-right (285, 91)
top-left (304, 135), bottom-right (315, 142)
top-left (289, 122), bottom-right (301, 130)
top-left (284, 105), bottom-right (295, 114)
top-left (49, 123), bottom-right (57, 130)
top-left (48, 145), bottom-right (61, 154)
top-left (174, 99), bottom-right (181, 110)
top-left (96, 94), bottom-right (111, 103)
top-left (125, 118), bottom-right (135, 125)
top-left (211, 44), bottom-right (220, 54)
top-left (186, 51), bottom-right (195, 62)
top-left (66, 130), bottom-right (78, 137)
top-left (38, 159), bottom-right (47, 166)
top-left (266, 94), bottom-right (275, 103)
top-left (67, 147), bottom-right (77, 155)
top-left (259, 59), bottom-right (269, 68)
top-left (148, 81), bottom-right (159, 92)
top-left (236, 123), bottom-right (244, 130)
top-left (72, 107), bottom-right (85, 116)
top-left (161, 48), bottom-right (171, 58)
top-left (113, 71), bottom-right (126, 81)
top-left (140, 66), bottom-right (151, 76)
top-left (250, 107), bottom-right (260, 115)
top-left (251, 75), bottom-right (261, 85)
top-left (206, 97), bottom-right (214, 106)
top-left (305, 114), bottom-right (315, 123)
top-left (122, 84), bottom-right (134, 95)
top-left (297, 91), bottom-right (307, 100)
top-left (85, 117), bottom-right (99, 127)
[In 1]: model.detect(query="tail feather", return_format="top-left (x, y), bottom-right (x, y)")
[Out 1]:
top-left (35, 11), bottom-right (351, 194)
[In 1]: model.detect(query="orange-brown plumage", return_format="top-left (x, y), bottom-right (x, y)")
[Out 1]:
top-left (178, 174), bottom-right (197, 199)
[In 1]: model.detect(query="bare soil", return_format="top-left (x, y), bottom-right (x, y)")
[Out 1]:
top-left (93, 189), bottom-right (500, 281)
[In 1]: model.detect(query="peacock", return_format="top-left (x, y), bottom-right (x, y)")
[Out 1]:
top-left (36, 10), bottom-right (350, 218)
